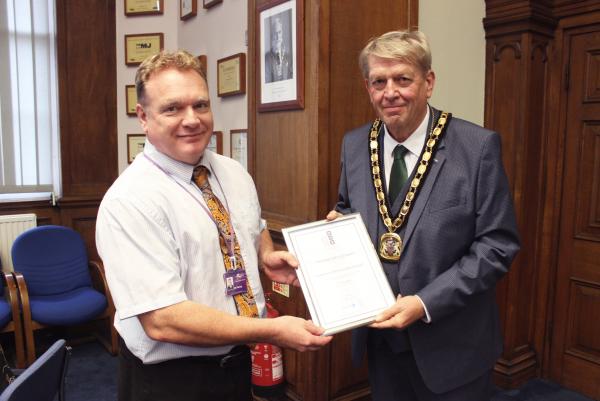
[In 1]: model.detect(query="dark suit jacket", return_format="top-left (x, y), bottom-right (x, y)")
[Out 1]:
top-left (335, 107), bottom-right (520, 394)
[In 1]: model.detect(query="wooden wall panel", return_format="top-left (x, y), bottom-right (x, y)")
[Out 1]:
top-left (56, 0), bottom-right (118, 199)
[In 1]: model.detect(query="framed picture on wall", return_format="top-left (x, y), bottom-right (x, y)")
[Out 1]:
top-left (197, 55), bottom-right (207, 79)
top-left (217, 53), bottom-right (246, 97)
top-left (230, 129), bottom-right (248, 170)
top-left (203, 0), bottom-right (222, 9)
top-left (125, 33), bottom-right (164, 66)
top-left (125, 85), bottom-right (137, 116)
top-left (207, 131), bottom-right (223, 154)
top-left (180, 0), bottom-right (197, 20)
top-left (127, 134), bottom-right (146, 163)
top-left (257, 0), bottom-right (304, 112)
top-left (124, 0), bottom-right (163, 16)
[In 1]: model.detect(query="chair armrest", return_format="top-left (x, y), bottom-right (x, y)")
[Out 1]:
top-left (2, 272), bottom-right (21, 324)
top-left (88, 261), bottom-right (115, 313)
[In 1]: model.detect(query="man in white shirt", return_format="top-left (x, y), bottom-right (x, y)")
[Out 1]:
top-left (96, 50), bottom-right (331, 401)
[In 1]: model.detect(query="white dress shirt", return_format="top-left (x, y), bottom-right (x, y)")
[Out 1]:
top-left (96, 140), bottom-right (266, 363)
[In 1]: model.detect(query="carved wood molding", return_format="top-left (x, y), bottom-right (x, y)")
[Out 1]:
top-left (493, 41), bottom-right (522, 62)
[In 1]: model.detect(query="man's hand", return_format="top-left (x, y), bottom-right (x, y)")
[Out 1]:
top-left (270, 316), bottom-right (332, 351)
top-left (262, 250), bottom-right (301, 287)
top-left (326, 210), bottom-right (343, 221)
top-left (370, 294), bottom-right (425, 330)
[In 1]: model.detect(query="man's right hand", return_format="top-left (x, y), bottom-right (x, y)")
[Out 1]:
top-left (269, 316), bottom-right (332, 352)
top-left (326, 210), bottom-right (343, 221)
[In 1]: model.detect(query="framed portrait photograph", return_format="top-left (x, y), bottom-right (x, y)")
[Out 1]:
top-left (203, 0), bottom-right (222, 9)
top-left (124, 0), bottom-right (163, 16)
top-left (230, 129), bottom-right (248, 170)
top-left (127, 134), bottom-right (146, 163)
top-left (207, 131), bottom-right (223, 154)
top-left (125, 85), bottom-right (137, 116)
top-left (197, 55), bottom-right (207, 79)
top-left (125, 33), bottom-right (164, 66)
top-left (180, 0), bottom-right (197, 20)
top-left (257, 0), bottom-right (304, 112)
top-left (217, 53), bottom-right (246, 97)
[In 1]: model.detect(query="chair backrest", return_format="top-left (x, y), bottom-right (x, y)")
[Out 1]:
top-left (0, 339), bottom-right (69, 401)
top-left (11, 225), bottom-right (91, 295)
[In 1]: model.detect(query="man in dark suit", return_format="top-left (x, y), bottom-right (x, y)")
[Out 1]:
top-left (328, 30), bottom-right (520, 401)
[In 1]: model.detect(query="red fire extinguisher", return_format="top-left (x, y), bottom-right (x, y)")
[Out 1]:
top-left (252, 294), bottom-right (285, 398)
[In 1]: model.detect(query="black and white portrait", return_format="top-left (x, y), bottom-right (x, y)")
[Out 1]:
top-left (263, 10), bottom-right (293, 83)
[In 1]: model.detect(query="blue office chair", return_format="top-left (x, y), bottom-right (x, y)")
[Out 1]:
top-left (0, 339), bottom-right (70, 401)
top-left (11, 225), bottom-right (117, 366)
top-left (0, 269), bottom-right (26, 368)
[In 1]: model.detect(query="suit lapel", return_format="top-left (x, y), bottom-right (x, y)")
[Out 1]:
top-left (403, 145), bottom-right (446, 246)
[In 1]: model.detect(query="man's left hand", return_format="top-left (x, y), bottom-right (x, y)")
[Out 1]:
top-left (370, 294), bottom-right (425, 330)
top-left (263, 251), bottom-right (301, 287)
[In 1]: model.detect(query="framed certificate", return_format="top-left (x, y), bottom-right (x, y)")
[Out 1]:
top-left (203, 0), bottom-right (222, 9)
top-left (127, 134), bottom-right (146, 163)
top-left (283, 214), bottom-right (395, 335)
top-left (197, 55), bottom-right (207, 79)
top-left (125, 33), bottom-right (164, 66)
top-left (125, 85), bottom-right (137, 116)
top-left (207, 131), bottom-right (223, 154)
top-left (217, 53), bottom-right (246, 97)
top-left (230, 129), bottom-right (247, 170)
top-left (180, 0), bottom-right (197, 20)
top-left (124, 0), bottom-right (163, 16)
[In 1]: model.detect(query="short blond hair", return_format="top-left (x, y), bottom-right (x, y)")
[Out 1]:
top-left (135, 50), bottom-right (205, 105)
top-left (359, 30), bottom-right (432, 78)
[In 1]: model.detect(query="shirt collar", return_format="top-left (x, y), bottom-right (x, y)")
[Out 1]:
top-left (383, 106), bottom-right (430, 157)
top-left (143, 139), bottom-right (214, 182)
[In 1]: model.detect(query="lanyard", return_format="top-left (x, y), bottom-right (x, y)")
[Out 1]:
top-left (143, 154), bottom-right (239, 266)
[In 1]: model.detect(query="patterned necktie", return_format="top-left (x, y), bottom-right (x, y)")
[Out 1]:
top-left (388, 145), bottom-right (408, 205)
top-left (192, 165), bottom-right (258, 318)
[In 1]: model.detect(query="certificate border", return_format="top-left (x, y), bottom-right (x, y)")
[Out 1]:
top-left (125, 85), bottom-right (137, 116)
top-left (282, 213), bottom-right (395, 335)
top-left (124, 33), bottom-right (165, 66)
top-left (127, 134), bottom-right (146, 163)
top-left (217, 53), bottom-right (246, 97)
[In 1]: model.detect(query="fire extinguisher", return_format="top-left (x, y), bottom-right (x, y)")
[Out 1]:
top-left (252, 294), bottom-right (285, 398)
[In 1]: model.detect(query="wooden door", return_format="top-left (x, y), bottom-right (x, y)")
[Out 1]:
top-left (549, 26), bottom-right (600, 399)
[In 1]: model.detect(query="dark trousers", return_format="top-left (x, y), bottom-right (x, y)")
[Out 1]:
top-left (367, 336), bottom-right (493, 401)
top-left (118, 339), bottom-right (252, 401)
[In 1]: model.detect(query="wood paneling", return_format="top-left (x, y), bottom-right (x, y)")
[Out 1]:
top-left (548, 22), bottom-right (600, 399)
top-left (249, 1), bottom-right (416, 399)
top-left (56, 0), bottom-right (118, 198)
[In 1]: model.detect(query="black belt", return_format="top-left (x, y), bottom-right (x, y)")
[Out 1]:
top-left (194, 345), bottom-right (250, 368)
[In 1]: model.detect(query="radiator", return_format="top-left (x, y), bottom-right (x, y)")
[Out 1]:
top-left (0, 214), bottom-right (37, 272)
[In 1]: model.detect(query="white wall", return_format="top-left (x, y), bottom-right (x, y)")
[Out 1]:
top-left (115, 0), bottom-right (247, 173)
top-left (419, 0), bottom-right (486, 125)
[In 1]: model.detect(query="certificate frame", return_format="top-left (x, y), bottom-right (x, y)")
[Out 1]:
top-left (217, 53), bottom-right (246, 97)
top-left (180, 0), bottom-right (197, 20)
top-left (125, 85), bottom-right (137, 116)
top-left (203, 0), bottom-right (222, 9)
top-left (124, 0), bottom-right (164, 16)
top-left (127, 134), bottom-right (146, 163)
top-left (125, 33), bottom-right (164, 66)
top-left (207, 131), bottom-right (223, 154)
top-left (230, 129), bottom-right (248, 170)
top-left (283, 214), bottom-right (395, 335)
top-left (197, 55), bottom-right (207, 79)
top-left (257, 0), bottom-right (304, 112)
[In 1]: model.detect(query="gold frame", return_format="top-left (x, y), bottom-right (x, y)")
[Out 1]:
top-left (125, 33), bottom-right (164, 66)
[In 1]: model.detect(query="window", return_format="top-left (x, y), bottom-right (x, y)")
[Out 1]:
top-left (0, 0), bottom-right (60, 202)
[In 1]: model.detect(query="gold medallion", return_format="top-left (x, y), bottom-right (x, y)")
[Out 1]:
top-left (379, 232), bottom-right (403, 261)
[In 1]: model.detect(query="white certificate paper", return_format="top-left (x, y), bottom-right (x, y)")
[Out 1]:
top-left (282, 214), bottom-right (395, 335)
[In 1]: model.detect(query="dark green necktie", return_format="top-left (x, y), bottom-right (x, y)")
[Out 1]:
top-left (388, 145), bottom-right (408, 204)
